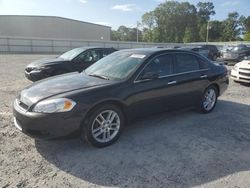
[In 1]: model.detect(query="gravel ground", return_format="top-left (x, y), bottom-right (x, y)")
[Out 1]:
top-left (0, 54), bottom-right (250, 188)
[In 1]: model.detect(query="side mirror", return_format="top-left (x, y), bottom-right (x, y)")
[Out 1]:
top-left (140, 72), bottom-right (159, 80)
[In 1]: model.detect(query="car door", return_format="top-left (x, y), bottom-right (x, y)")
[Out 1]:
top-left (129, 53), bottom-right (178, 117)
top-left (73, 49), bottom-right (104, 71)
top-left (165, 52), bottom-right (209, 109)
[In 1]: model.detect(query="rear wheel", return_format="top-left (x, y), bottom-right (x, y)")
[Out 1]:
top-left (82, 104), bottom-right (124, 147)
top-left (197, 85), bottom-right (218, 113)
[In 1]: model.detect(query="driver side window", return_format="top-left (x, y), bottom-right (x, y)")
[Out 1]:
top-left (75, 50), bottom-right (103, 64)
top-left (138, 54), bottom-right (174, 80)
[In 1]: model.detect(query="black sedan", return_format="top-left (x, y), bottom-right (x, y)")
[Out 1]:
top-left (13, 48), bottom-right (229, 147)
top-left (25, 47), bottom-right (117, 81)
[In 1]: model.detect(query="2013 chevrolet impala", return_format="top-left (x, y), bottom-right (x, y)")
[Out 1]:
top-left (13, 48), bottom-right (229, 147)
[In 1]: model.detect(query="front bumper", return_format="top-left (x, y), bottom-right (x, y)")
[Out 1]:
top-left (13, 100), bottom-right (83, 139)
top-left (231, 69), bottom-right (250, 83)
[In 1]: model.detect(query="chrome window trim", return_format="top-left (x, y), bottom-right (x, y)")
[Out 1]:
top-left (134, 68), bottom-right (210, 83)
top-left (134, 52), bottom-right (211, 84)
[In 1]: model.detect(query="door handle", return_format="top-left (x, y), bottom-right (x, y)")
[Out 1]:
top-left (200, 75), bottom-right (208, 78)
top-left (168, 80), bottom-right (177, 85)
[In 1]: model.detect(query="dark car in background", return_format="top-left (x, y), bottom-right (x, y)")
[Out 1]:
top-left (25, 47), bottom-right (117, 81)
top-left (14, 48), bottom-right (229, 147)
top-left (201, 44), bottom-right (220, 60)
top-left (222, 44), bottom-right (250, 65)
top-left (181, 46), bottom-right (210, 59)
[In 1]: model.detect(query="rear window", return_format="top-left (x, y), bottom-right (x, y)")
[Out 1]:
top-left (197, 56), bottom-right (210, 69)
top-left (175, 54), bottom-right (200, 73)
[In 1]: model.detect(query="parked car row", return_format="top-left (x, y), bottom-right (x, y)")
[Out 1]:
top-left (25, 44), bottom-right (250, 83)
top-left (14, 47), bottom-right (229, 147)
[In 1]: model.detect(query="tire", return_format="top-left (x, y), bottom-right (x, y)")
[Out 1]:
top-left (197, 85), bottom-right (218, 114)
top-left (81, 104), bottom-right (124, 148)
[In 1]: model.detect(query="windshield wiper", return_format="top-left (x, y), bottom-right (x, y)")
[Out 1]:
top-left (88, 74), bottom-right (110, 80)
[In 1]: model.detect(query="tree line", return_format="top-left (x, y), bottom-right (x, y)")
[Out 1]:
top-left (111, 1), bottom-right (250, 43)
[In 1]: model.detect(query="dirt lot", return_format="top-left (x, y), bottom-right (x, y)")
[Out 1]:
top-left (0, 54), bottom-right (250, 188)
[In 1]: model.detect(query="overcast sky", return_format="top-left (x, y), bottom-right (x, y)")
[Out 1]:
top-left (0, 0), bottom-right (249, 29)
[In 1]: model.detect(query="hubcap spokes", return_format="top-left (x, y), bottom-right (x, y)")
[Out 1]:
top-left (92, 110), bottom-right (120, 143)
top-left (203, 89), bottom-right (216, 111)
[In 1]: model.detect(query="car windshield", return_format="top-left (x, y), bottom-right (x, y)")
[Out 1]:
top-left (59, 48), bottom-right (85, 60)
top-left (85, 51), bottom-right (147, 80)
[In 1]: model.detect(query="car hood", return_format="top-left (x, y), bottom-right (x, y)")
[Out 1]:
top-left (28, 57), bottom-right (68, 67)
top-left (19, 72), bottom-right (112, 106)
top-left (237, 60), bottom-right (250, 68)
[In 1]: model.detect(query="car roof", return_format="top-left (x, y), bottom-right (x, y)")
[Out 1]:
top-left (76, 46), bottom-right (115, 50)
top-left (119, 48), bottom-right (199, 56)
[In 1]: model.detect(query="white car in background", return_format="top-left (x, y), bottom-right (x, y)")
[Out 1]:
top-left (231, 56), bottom-right (250, 83)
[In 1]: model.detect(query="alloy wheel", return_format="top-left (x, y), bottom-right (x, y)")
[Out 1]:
top-left (203, 88), bottom-right (216, 111)
top-left (91, 110), bottom-right (120, 143)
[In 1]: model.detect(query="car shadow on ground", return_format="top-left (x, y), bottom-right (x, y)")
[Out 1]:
top-left (35, 100), bottom-right (250, 187)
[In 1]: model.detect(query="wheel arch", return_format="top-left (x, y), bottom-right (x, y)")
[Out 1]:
top-left (209, 83), bottom-right (220, 96)
top-left (81, 99), bottom-right (129, 127)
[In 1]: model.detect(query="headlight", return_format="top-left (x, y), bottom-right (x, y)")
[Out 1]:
top-left (233, 64), bottom-right (238, 71)
top-left (33, 98), bottom-right (76, 113)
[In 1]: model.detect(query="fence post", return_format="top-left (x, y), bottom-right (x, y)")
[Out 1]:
top-left (7, 38), bottom-right (10, 53)
top-left (30, 39), bottom-right (33, 54)
top-left (52, 40), bottom-right (55, 54)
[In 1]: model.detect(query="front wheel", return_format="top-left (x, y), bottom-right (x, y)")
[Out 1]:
top-left (82, 104), bottom-right (124, 147)
top-left (197, 86), bottom-right (218, 113)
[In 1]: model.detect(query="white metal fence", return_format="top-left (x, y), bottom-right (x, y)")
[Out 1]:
top-left (0, 36), bottom-right (249, 54)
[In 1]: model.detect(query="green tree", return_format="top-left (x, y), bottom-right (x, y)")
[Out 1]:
top-left (243, 16), bottom-right (250, 33)
top-left (244, 32), bottom-right (250, 41)
top-left (151, 1), bottom-right (198, 42)
top-left (197, 2), bottom-right (215, 22)
top-left (111, 26), bottom-right (142, 42)
top-left (183, 26), bottom-right (197, 43)
top-left (196, 2), bottom-right (216, 41)
top-left (141, 11), bottom-right (155, 42)
top-left (222, 12), bottom-right (242, 41)
top-left (209, 21), bottom-right (224, 41)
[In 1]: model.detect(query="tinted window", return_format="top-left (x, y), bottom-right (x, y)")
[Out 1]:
top-left (197, 57), bottom-right (209, 69)
top-left (140, 54), bottom-right (174, 78)
top-left (175, 54), bottom-right (200, 73)
top-left (89, 49), bottom-right (103, 61)
top-left (103, 49), bottom-right (113, 57)
top-left (77, 49), bottom-right (103, 63)
top-left (59, 48), bottom-right (85, 60)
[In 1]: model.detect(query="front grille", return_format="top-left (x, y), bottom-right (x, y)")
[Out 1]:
top-left (239, 68), bottom-right (250, 71)
top-left (239, 72), bottom-right (250, 77)
top-left (239, 77), bottom-right (250, 81)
